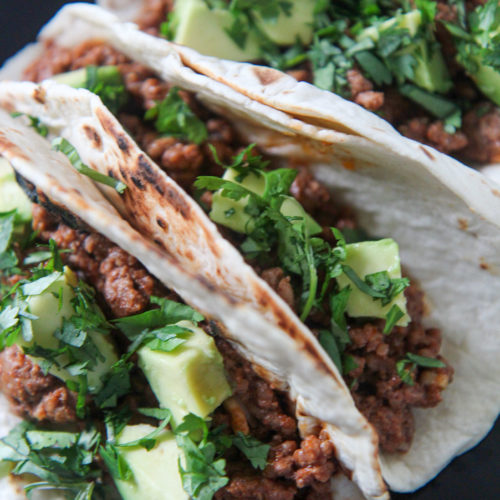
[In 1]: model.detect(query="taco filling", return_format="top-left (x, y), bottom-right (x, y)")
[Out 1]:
top-left (0, 182), bottom-right (343, 499)
top-left (125, 0), bottom-right (500, 167)
top-left (19, 34), bottom-right (454, 461)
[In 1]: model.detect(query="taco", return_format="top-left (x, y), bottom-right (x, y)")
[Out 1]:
top-left (0, 101), bottom-right (386, 500)
top-left (1, 2), bottom-right (499, 497)
top-left (97, 0), bottom-right (500, 169)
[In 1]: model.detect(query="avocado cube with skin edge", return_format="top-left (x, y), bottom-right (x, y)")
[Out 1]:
top-left (138, 321), bottom-right (232, 426)
top-left (336, 239), bottom-right (409, 326)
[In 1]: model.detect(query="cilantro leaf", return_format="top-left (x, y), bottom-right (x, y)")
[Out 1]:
top-left (232, 432), bottom-right (270, 470)
top-left (0, 422), bottom-right (103, 498)
top-left (11, 112), bottom-right (48, 136)
top-left (397, 352), bottom-right (446, 385)
top-left (383, 304), bottom-right (405, 334)
top-left (406, 352), bottom-right (446, 368)
top-left (52, 137), bottom-right (127, 194)
top-left (100, 443), bottom-right (133, 481)
top-left (145, 87), bottom-right (208, 144)
top-left (21, 271), bottom-right (62, 296)
top-left (319, 330), bottom-right (342, 372)
top-left (84, 66), bottom-right (128, 115)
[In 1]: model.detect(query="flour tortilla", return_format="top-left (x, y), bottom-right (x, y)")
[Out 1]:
top-left (1, 2), bottom-right (500, 496)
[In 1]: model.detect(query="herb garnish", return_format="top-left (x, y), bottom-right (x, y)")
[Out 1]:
top-left (52, 137), bottom-right (127, 194)
top-left (145, 87), bottom-right (208, 144)
top-left (196, 145), bottom-right (410, 373)
top-left (114, 296), bottom-right (204, 354)
top-left (0, 421), bottom-right (105, 499)
top-left (11, 112), bottom-right (49, 137)
top-left (396, 352), bottom-right (446, 386)
top-left (84, 66), bottom-right (128, 115)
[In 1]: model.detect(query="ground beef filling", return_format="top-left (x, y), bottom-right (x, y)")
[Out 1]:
top-left (23, 40), bottom-right (238, 192)
top-left (7, 204), bottom-right (337, 497)
top-left (0, 345), bottom-right (77, 423)
top-left (262, 170), bottom-right (454, 454)
top-left (213, 337), bottom-right (337, 500)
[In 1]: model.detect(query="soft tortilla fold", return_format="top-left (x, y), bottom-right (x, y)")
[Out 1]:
top-left (1, 2), bottom-right (500, 495)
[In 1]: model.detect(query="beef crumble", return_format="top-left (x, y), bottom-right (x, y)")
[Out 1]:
top-left (213, 337), bottom-right (337, 499)
top-left (0, 345), bottom-right (77, 423)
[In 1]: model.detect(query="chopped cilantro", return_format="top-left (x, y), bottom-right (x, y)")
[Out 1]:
top-left (232, 432), bottom-right (270, 470)
top-left (52, 137), bottom-right (127, 194)
top-left (145, 87), bottom-right (208, 144)
top-left (84, 66), bottom-right (128, 115)
top-left (114, 296), bottom-right (203, 355)
top-left (383, 304), bottom-right (405, 334)
top-left (397, 352), bottom-right (446, 385)
top-left (11, 112), bottom-right (49, 137)
top-left (0, 422), bottom-right (105, 499)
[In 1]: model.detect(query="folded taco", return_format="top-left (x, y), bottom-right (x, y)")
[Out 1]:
top-left (98, 0), bottom-right (500, 169)
top-left (1, 3), bottom-right (499, 498)
top-left (0, 102), bottom-right (385, 500)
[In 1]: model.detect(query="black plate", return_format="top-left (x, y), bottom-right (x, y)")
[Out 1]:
top-left (0, 1), bottom-right (498, 499)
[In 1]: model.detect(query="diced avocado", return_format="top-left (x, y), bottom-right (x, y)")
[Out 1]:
top-left (173, 0), bottom-right (261, 61)
top-left (336, 239), bottom-right (409, 326)
top-left (138, 321), bottom-right (231, 425)
top-left (413, 41), bottom-right (452, 94)
top-left (210, 168), bottom-right (322, 235)
top-left (113, 424), bottom-right (188, 500)
top-left (0, 159), bottom-right (32, 223)
top-left (358, 10), bottom-right (451, 94)
top-left (358, 10), bottom-right (422, 43)
top-left (468, 56), bottom-right (500, 107)
top-left (173, 0), bottom-right (314, 61)
top-left (210, 168), bottom-right (266, 234)
top-left (254, 0), bottom-right (315, 46)
top-left (279, 196), bottom-right (322, 235)
top-left (24, 267), bottom-right (118, 391)
top-left (50, 65), bottom-right (119, 89)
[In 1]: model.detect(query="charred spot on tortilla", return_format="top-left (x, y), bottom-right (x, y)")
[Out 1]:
top-left (33, 86), bottom-right (46, 104)
top-left (131, 175), bottom-right (146, 190)
top-left (83, 124), bottom-right (102, 149)
top-left (165, 186), bottom-right (191, 219)
top-left (0, 133), bottom-right (30, 162)
top-left (458, 218), bottom-right (469, 231)
top-left (116, 133), bottom-right (130, 153)
top-left (253, 66), bottom-right (283, 86)
top-left (119, 166), bottom-right (128, 180)
top-left (479, 259), bottom-right (490, 271)
top-left (156, 217), bottom-right (168, 230)
top-left (137, 153), bottom-right (159, 184)
top-left (420, 145), bottom-right (435, 160)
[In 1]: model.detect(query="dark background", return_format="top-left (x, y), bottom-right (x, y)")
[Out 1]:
top-left (0, 1), bottom-right (498, 499)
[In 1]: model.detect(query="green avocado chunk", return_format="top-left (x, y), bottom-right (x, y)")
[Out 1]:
top-left (113, 424), bottom-right (188, 500)
top-left (336, 239), bottom-right (409, 326)
top-left (210, 168), bottom-right (322, 235)
top-left (0, 158), bottom-right (32, 223)
top-left (138, 321), bottom-right (231, 425)
top-left (357, 10), bottom-right (451, 93)
top-left (51, 65), bottom-right (119, 89)
top-left (24, 267), bottom-right (118, 391)
top-left (172, 0), bottom-right (315, 61)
